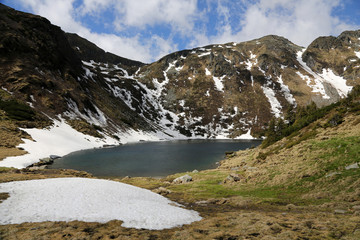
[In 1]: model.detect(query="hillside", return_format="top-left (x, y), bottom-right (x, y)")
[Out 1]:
top-left (1, 83), bottom-right (359, 239)
top-left (0, 3), bottom-right (359, 166)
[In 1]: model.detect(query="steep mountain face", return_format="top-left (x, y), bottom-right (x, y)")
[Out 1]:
top-left (132, 33), bottom-right (359, 138)
top-left (0, 3), bottom-right (359, 143)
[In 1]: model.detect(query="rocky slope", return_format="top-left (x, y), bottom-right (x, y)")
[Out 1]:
top-left (0, 3), bottom-right (359, 152)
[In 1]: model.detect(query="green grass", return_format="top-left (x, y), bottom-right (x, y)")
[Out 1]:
top-left (168, 136), bottom-right (360, 204)
top-left (168, 171), bottom-right (234, 199)
top-left (168, 170), bottom-right (317, 204)
top-left (312, 136), bottom-right (360, 172)
top-left (282, 136), bottom-right (360, 203)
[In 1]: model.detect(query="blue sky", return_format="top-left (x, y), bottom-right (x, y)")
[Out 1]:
top-left (3, 0), bottom-right (360, 63)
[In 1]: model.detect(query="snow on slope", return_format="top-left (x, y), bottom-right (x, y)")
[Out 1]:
top-left (0, 119), bottom-right (163, 169)
top-left (296, 50), bottom-right (330, 99)
top-left (261, 86), bottom-right (282, 118)
top-left (0, 178), bottom-right (201, 229)
top-left (277, 75), bottom-right (296, 105)
top-left (213, 75), bottom-right (226, 92)
top-left (319, 68), bottom-right (352, 97)
top-left (296, 50), bottom-right (352, 98)
top-left (355, 51), bottom-right (360, 59)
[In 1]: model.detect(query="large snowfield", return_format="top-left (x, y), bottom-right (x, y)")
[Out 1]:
top-left (0, 178), bottom-right (202, 229)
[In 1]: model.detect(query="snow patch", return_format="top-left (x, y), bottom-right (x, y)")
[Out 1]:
top-left (82, 66), bottom-right (94, 79)
top-left (175, 65), bottom-right (183, 71)
top-left (205, 68), bottom-right (211, 76)
top-left (65, 99), bottom-right (107, 126)
top-left (106, 83), bottom-right (136, 111)
top-left (296, 50), bottom-right (330, 99)
top-left (224, 58), bottom-right (232, 64)
top-left (198, 52), bottom-right (211, 57)
top-left (235, 129), bottom-right (253, 139)
top-left (319, 68), bottom-right (352, 97)
top-left (213, 75), bottom-right (226, 92)
top-left (296, 50), bottom-right (352, 98)
top-left (245, 51), bottom-right (257, 70)
top-left (179, 100), bottom-right (185, 107)
top-left (277, 75), bottom-right (296, 105)
top-left (249, 51), bottom-right (256, 59)
top-left (0, 178), bottom-right (202, 229)
top-left (261, 86), bottom-right (282, 118)
top-left (355, 51), bottom-right (360, 59)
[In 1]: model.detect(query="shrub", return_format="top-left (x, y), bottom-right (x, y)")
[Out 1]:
top-left (0, 99), bottom-right (35, 121)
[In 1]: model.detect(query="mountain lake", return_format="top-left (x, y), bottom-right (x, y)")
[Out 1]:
top-left (48, 139), bottom-right (262, 177)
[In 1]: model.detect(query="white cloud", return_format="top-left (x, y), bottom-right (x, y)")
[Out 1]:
top-left (238, 0), bottom-right (347, 46)
top-left (78, 0), bottom-right (113, 16)
top-left (193, 0), bottom-right (358, 48)
top-left (20, 0), bottom-right (84, 33)
top-left (113, 0), bottom-right (198, 35)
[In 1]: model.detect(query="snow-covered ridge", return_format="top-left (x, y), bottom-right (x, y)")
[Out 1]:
top-left (0, 178), bottom-right (202, 229)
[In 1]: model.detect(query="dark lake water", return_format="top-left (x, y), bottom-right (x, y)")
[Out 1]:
top-left (48, 139), bottom-right (261, 177)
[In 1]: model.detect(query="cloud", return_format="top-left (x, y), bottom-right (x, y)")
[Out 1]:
top-left (193, 0), bottom-right (359, 48)
top-left (238, 0), bottom-right (349, 46)
top-left (112, 0), bottom-right (198, 35)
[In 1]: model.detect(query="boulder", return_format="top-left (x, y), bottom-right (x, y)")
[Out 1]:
top-left (28, 165), bottom-right (47, 170)
top-left (103, 144), bottom-right (116, 148)
top-left (334, 209), bottom-right (347, 214)
top-left (225, 151), bottom-right (236, 158)
top-left (345, 163), bottom-right (359, 170)
top-left (50, 155), bottom-right (61, 160)
top-left (173, 174), bottom-right (192, 184)
top-left (152, 187), bottom-right (172, 195)
top-left (223, 173), bottom-right (241, 183)
top-left (39, 157), bottom-right (53, 165)
top-left (325, 172), bottom-right (341, 178)
top-left (352, 205), bottom-right (360, 210)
